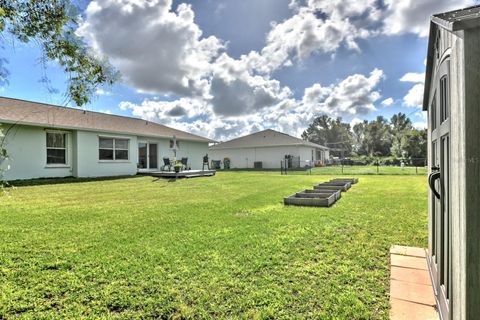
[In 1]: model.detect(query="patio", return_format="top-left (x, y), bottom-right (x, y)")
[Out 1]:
top-left (138, 169), bottom-right (216, 178)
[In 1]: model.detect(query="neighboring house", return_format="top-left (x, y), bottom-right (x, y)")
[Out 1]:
top-left (0, 97), bottom-right (213, 181)
top-left (423, 5), bottom-right (480, 320)
top-left (209, 129), bottom-right (329, 169)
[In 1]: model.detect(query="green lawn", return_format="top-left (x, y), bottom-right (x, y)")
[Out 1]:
top-left (0, 172), bottom-right (427, 319)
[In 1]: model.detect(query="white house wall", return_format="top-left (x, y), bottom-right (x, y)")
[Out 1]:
top-left (174, 140), bottom-right (209, 170)
top-left (75, 130), bottom-right (138, 178)
top-left (210, 145), bottom-right (320, 169)
top-left (0, 124), bottom-right (210, 180)
top-left (1, 124), bottom-right (74, 180)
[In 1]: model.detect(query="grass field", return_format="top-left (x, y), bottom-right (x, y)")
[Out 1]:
top-left (0, 172), bottom-right (428, 319)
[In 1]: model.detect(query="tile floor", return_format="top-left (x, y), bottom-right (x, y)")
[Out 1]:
top-left (389, 245), bottom-right (439, 320)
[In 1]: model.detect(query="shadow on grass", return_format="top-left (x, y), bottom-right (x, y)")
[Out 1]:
top-left (6, 175), bottom-right (144, 188)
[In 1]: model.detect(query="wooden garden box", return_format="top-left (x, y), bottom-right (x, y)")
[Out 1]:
top-left (284, 192), bottom-right (337, 207)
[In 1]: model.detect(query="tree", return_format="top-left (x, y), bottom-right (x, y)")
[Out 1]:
top-left (390, 113), bottom-right (413, 157)
top-left (356, 116), bottom-right (392, 156)
top-left (0, 0), bottom-right (118, 106)
top-left (302, 115), bottom-right (353, 157)
top-left (303, 113), bottom-right (427, 161)
top-left (402, 129), bottom-right (427, 161)
top-left (352, 120), bottom-right (368, 155)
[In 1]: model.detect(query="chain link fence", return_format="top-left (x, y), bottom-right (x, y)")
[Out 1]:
top-left (280, 158), bottom-right (428, 175)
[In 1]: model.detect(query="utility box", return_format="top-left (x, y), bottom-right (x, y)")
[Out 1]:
top-left (423, 5), bottom-right (480, 320)
top-left (253, 161), bottom-right (262, 169)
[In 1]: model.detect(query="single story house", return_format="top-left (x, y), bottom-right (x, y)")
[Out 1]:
top-left (209, 129), bottom-right (329, 169)
top-left (0, 97), bottom-right (213, 181)
top-left (423, 5), bottom-right (480, 320)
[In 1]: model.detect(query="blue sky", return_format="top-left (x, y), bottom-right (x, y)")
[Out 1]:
top-left (0, 0), bottom-right (474, 140)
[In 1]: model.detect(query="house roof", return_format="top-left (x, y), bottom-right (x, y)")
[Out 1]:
top-left (0, 96), bottom-right (214, 143)
top-left (209, 129), bottom-right (329, 150)
top-left (431, 5), bottom-right (480, 32)
top-left (423, 5), bottom-right (480, 110)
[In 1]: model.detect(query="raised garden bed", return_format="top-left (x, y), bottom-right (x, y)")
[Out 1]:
top-left (283, 177), bottom-right (357, 207)
top-left (284, 192), bottom-right (337, 207)
top-left (329, 178), bottom-right (359, 184)
top-left (296, 189), bottom-right (342, 200)
top-left (314, 182), bottom-right (351, 192)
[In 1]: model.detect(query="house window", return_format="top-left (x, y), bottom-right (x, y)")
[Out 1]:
top-left (46, 132), bottom-right (67, 165)
top-left (99, 137), bottom-right (129, 160)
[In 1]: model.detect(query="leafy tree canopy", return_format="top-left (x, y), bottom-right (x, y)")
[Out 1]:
top-left (0, 0), bottom-right (118, 106)
top-left (301, 115), bottom-right (353, 157)
top-left (303, 113), bottom-right (427, 159)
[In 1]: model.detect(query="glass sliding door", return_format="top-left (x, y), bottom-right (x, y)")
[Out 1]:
top-left (138, 142), bottom-right (148, 169)
top-left (149, 143), bottom-right (158, 169)
top-left (138, 142), bottom-right (158, 170)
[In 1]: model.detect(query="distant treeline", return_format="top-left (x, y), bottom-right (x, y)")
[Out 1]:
top-left (302, 113), bottom-right (427, 160)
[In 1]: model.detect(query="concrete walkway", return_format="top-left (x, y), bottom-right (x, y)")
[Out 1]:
top-left (389, 245), bottom-right (439, 320)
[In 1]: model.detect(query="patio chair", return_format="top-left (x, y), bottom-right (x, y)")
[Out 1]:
top-left (203, 154), bottom-right (210, 170)
top-left (181, 157), bottom-right (188, 171)
top-left (161, 157), bottom-right (172, 171)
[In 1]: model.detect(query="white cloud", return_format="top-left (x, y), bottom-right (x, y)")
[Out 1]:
top-left (209, 53), bottom-right (293, 116)
top-left (77, 0), bottom-right (406, 140)
top-left (401, 71), bottom-right (426, 108)
top-left (383, 0), bottom-right (474, 37)
top-left (246, 0), bottom-right (376, 74)
top-left (119, 97), bottom-right (210, 120)
top-left (121, 69), bottom-right (385, 140)
top-left (95, 88), bottom-right (111, 96)
top-left (78, 0), bottom-right (224, 98)
top-left (303, 68), bottom-right (384, 117)
top-left (403, 83), bottom-right (424, 108)
top-left (350, 117), bottom-right (364, 128)
top-left (400, 72), bottom-right (425, 83)
top-left (400, 72), bottom-right (425, 108)
top-left (413, 121), bottom-right (427, 129)
top-left (381, 97), bottom-right (394, 106)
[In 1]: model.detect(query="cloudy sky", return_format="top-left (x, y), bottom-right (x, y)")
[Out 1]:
top-left (1, 0), bottom-right (475, 140)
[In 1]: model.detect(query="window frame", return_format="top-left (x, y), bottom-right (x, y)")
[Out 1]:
top-left (46, 130), bottom-right (68, 167)
top-left (439, 75), bottom-right (449, 123)
top-left (98, 136), bottom-right (130, 162)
